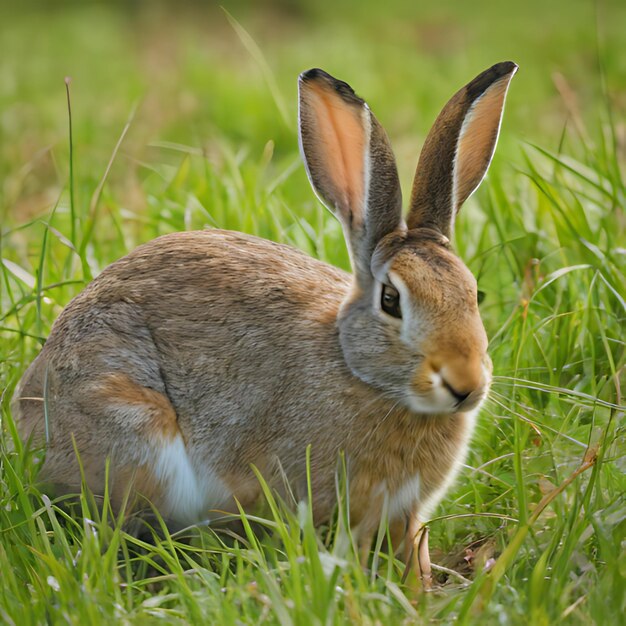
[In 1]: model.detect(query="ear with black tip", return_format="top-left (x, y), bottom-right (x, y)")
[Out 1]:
top-left (406, 61), bottom-right (518, 237)
top-left (298, 68), bottom-right (403, 286)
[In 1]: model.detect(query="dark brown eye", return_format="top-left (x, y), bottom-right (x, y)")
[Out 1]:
top-left (381, 284), bottom-right (402, 319)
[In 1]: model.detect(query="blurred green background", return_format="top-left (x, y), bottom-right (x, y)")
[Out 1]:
top-left (2, 0), bottom-right (624, 231)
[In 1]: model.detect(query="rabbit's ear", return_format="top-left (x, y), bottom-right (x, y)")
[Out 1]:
top-left (299, 69), bottom-right (402, 284)
top-left (407, 62), bottom-right (517, 237)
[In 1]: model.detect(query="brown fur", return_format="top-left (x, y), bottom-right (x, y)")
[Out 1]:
top-left (13, 63), bottom-right (516, 558)
top-left (93, 373), bottom-right (181, 441)
top-left (299, 74), bottom-right (366, 220)
top-left (407, 61), bottom-right (518, 235)
top-left (455, 74), bottom-right (514, 206)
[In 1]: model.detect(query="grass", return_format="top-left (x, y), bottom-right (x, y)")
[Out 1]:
top-left (1, 1), bottom-right (625, 623)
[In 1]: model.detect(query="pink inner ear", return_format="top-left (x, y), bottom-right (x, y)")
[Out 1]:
top-left (304, 82), bottom-right (366, 223)
top-left (455, 76), bottom-right (511, 207)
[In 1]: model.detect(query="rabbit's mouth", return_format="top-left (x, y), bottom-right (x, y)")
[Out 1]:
top-left (402, 386), bottom-right (488, 415)
top-left (403, 361), bottom-right (491, 415)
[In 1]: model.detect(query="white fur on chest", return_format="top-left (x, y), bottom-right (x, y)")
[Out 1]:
top-left (384, 407), bottom-right (480, 522)
top-left (388, 472), bottom-right (421, 519)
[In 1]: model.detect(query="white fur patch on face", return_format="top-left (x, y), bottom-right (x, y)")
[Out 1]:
top-left (152, 435), bottom-right (231, 525)
top-left (404, 389), bottom-right (458, 414)
top-left (405, 369), bottom-right (489, 414)
top-left (389, 472), bottom-right (421, 520)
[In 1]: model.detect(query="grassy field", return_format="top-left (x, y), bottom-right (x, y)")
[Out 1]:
top-left (1, 1), bottom-right (625, 623)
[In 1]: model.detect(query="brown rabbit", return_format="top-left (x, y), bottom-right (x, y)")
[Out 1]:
top-left (13, 62), bottom-right (517, 573)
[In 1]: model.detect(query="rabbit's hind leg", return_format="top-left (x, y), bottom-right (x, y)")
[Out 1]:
top-left (33, 371), bottom-right (213, 527)
top-left (78, 372), bottom-right (216, 525)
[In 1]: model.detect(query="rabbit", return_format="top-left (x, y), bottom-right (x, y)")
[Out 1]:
top-left (12, 61), bottom-right (517, 571)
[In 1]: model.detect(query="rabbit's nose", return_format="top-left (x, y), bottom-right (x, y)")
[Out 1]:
top-left (441, 379), bottom-right (471, 404)
top-left (437, 358), bottom-right (485, 403)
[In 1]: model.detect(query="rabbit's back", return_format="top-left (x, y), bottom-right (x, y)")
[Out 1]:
top-left (14, 230), bottom-right (360, 522)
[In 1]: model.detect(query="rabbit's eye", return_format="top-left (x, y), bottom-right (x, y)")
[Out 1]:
top-left (381, 284), bottom-right (402, 319)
